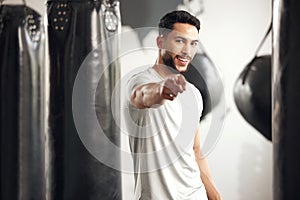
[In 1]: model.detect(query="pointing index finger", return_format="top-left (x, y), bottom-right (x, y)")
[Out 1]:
top-left (176, 74), bottom-right (187, 90)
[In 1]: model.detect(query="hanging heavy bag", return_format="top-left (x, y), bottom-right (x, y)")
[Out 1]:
top-left (233, 23), bottom-right (272, 141)
top-left (273, 0), bottom-right (300, 197)
top-left (46, 0), bottom-right (121, 199)
top-left (0, 0), bottom-right (46, 199)
top-left (184, 43), bottom-right (224, 120)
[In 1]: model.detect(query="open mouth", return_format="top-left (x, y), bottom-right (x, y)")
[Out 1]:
top-left (176, 55), bottom-right (190, 66)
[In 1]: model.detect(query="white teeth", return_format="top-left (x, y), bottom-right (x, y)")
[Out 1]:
top-left (178, 57), bottom-right (188, 62)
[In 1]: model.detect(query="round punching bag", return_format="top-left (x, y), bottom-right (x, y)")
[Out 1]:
top-left (0, 4), bottom-right (45, 200)
top-left (46, 0), bottom-right (121, 199)
top-left (184, 46), bottom-right (224, 119)
top-left (233, 55), bottom-right (271, 141)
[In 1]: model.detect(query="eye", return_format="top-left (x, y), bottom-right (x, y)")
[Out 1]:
top-left (191, 41), bottom-right (198, 46)
top-left (175, 39), bottom-right (184, 43)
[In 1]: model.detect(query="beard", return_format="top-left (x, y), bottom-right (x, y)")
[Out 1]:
top-left (162, 51), bottom-right (177, 71)
top-left (162, 51), bottom-right (190, 74)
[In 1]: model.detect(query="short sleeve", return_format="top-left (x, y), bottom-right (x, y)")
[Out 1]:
top-left (126, 70), bottom-right (154, 103)
top-left (125, 70), bottom-right (154, 126)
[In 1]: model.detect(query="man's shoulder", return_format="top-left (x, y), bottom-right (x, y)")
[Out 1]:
top-left (187, 82), bottom-right (202, 99)
top-left (126, 68), bottom-right (156, 95)
top-left (134, 68), bottom-right (151, 76)
top-left (129, 67), bottom-right (159, 84)
top-left (130, 68), bottom-right (153, 79)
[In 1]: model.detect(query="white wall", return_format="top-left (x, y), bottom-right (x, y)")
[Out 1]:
top-left (12, 0), bottom-right (273, 199)
top-left (191, 0), bottom-right (273, 199)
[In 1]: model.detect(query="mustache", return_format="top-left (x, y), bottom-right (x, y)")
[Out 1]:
top-left (162, 52), bottom-right (191, 74)
top-left (175, 54), bottom-right (192, 61)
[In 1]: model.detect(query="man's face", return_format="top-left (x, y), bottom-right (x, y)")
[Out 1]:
top-left (159, 23), bottom-right (199, 73)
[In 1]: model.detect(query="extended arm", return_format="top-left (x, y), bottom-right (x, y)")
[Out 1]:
top-left (130, 73), bottom-right (186, 109)
top-left (193, 127), bottom-right (222, 200)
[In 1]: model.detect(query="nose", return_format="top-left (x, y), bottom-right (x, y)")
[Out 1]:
top-left (181, 43), bottom-right (192, 56)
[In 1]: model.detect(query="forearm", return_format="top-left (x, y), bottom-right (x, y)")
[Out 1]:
top-left (130, 82), bottom-right (165, 109)
top-left (196, 157), bottom-right (221, 200)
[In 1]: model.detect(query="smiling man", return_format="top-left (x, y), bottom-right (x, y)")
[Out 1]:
top-left (126, 10), bottom-right (221, 200)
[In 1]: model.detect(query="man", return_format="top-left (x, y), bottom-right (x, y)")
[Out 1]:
top-left (125, 10), bottom-right (221, 200)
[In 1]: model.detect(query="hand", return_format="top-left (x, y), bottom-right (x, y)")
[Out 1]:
top-left (160, 74), bottom-right (187, 101)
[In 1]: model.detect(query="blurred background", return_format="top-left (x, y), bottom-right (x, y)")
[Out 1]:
top-left (2, 0), bottom-right (272, 199)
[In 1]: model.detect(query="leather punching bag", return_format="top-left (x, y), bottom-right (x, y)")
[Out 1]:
top-left (184, 44), bottom-right (224, 119)
top-left (234, 23), bottom-right (272, 141)
top-left (46, 0), bottom-right (121, 199)
top-left (0, 3), bottom-right (46, 200)
top-left (234, 55), bottom-right (271, 141)
top-left (273, 0), bottom-right (300, 199)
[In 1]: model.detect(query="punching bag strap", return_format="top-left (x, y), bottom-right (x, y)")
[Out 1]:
top-left (242, 21), bottom-right (272, 84)
top-left (253, 22), bottom-right (272, 57)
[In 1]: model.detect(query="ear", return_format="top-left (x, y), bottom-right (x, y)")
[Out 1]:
top-left (156, 35), bottom-right (163, 49)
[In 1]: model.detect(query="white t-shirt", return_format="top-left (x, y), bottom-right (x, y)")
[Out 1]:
top-left (125, 67), bottom-right (207, 200)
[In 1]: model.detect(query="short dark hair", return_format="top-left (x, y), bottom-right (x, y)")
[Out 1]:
top-left (158, 10), bottom-right (200, 36)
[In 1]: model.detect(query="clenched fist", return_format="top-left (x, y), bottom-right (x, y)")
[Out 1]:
top-left (160, 74), bottom-right (187, 101)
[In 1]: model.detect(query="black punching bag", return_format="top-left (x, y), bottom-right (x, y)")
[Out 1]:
top-left (234, 55), bottom-right (271, 141)
top-left (46, 0), bottom-right (121, 199)
top-left (0, 4), bottom-right (45, 200)
top-left (184, 44), bottom-right (224, 119)
top-left (233, 23), bottom-right (272, 141)
top-left (273, 0), bottom-right (300, 199)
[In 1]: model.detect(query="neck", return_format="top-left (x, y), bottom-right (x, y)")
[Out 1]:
top-left (152, 61), bottom-right (179, 79)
